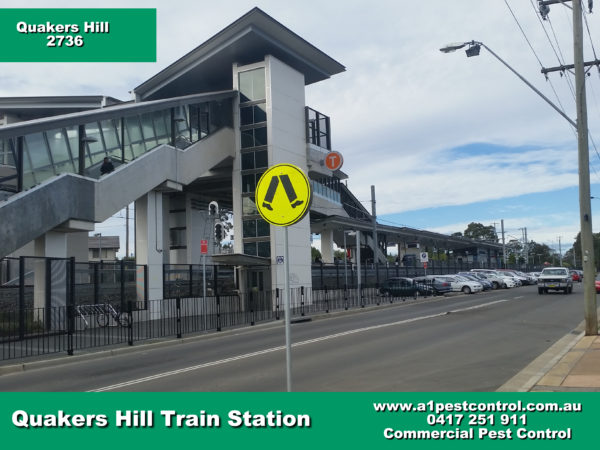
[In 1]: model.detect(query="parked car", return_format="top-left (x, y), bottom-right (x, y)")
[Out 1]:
top-left (378, 277), bottom-right (420, 299)
top-left (433, 275), bottom-right (483, 294)
top-left (413, 276), bottom-right (453, 296)
top-left (595, 280), bottom-right (600, 293)
top-left (538, 267), bottom-right (573, 294)
top-left (470, 269), bottom-right (515, 289)
top-left (497, 270), bottom-right (526, 286)
top-left (457, 272), bottom-right (493, 290)
top-left (570, 270), bottom-right (581, 282)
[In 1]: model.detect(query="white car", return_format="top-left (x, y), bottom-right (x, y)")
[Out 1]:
top-left (470, 269), bottom-right (514, 289)
top-left (436, 275), bottom-right (483, 294)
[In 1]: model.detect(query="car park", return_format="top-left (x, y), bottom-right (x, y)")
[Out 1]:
top-left (537, 267), bottom-right (573, 294)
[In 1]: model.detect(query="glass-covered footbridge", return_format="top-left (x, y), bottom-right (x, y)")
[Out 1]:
top-left (0, 91), bottom-right (235, 194)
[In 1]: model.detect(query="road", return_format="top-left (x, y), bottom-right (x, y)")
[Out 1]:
top-left (0, 284), bottom-right (585, 391)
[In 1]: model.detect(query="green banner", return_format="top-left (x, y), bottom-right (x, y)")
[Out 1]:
top-left (0, 8), bottom-right (156, 62)
top-left (0, 393), bottom-right (596, 448)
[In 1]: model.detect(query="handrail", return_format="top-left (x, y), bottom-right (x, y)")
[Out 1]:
top-left (0, 90), bottom-right (236, 139)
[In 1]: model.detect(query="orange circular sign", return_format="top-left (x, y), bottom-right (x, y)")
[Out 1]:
top-left (324, 151), bottom-right (343, 171)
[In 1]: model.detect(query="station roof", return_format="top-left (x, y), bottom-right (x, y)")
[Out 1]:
top-left (0, 96), bottom-right (122, 121)
top-left (133, 7), bottom-right (346, 101)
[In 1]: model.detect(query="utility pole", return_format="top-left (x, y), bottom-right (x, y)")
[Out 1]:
top-left (540, 0), bottom-right (597, 335)
top-left (574, 0), bottom-right (598, 335)
top-left (558, 236), bottom-right (563, 266)
top-left (501, 220), bottom-right (506, 268)
top-left (371, 185), bottom-right (378, 265)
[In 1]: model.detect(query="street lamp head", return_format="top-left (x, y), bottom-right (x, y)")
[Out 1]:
top-left (439, 42), bottom-right (468, 53)
top-left (465, 44), bottom-right (481, 57)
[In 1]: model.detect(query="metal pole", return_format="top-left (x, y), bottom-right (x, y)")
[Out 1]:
top-left (356, 230), bottom-right (362, 304)
top-left (573, 0), bottom-right (598, 335)
top-left (371, 185), bottom-right (378, 267)
top-left (343, 231), bottom-right (348, 288)
top-left (284, 226), bottom-right (292, 391)
top-left (481, 42), bottom-right (577, 128)
top-left (501, 220), bottom-right (506, 269)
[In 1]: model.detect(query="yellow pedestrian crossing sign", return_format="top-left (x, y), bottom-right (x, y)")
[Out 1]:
top-left (256, 164), bottom-right (312, 226)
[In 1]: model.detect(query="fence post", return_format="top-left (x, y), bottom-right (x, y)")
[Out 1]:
top-left (127, 300), bottom-right (134, 346)
top-left (67, 257), bottom-right (75, 356)
top-left (301, 286), bottom-right (305, 316)
top-left (18, 256), bottom-right (25, 341)
top-left (344, 284), bottom-right (348, 310)
top-left (120, 259), bottom-right (125, 311)
top-left (250, 291), bottom-right (255, 326)
top-left (216, 293), bottom-right (221, 331)
top-left (325, 286), bottom-right (329, 313)
top-left (275, 288), bottom-right (280, 320)
top-left (93, 263), bottom-right (99, 304)
top-left (189, 264), bottom-right (193, 297)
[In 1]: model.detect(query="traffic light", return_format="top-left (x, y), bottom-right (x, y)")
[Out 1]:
top-left (214, 222), bottom-right (224, 242)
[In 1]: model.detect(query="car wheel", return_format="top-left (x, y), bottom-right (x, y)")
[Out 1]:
top-left (492, 281), bottom-right (499, 289)
top-left (462, 286), bottom-right (471, 294)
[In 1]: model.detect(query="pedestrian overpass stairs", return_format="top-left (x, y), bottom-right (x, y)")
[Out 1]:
top-left (0, 91), bottom-right (237, 258)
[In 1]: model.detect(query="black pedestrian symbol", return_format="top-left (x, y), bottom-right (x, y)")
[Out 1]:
top-left (262, 174), bottom-right (304, 211)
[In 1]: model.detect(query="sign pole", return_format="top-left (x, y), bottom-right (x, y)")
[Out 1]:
top-left (284, 226), bottom-right (292, 392)
top-left (254, 163), bottom-right (313, 393)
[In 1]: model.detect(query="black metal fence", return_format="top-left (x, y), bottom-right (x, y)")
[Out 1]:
top-left (1, 284), bottom-right (426, 362)
top-left (311, 261), bottom-right (541, 290)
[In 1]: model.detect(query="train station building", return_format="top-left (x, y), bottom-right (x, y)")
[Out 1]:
top-left (0, 8), bottom-right (503, 306)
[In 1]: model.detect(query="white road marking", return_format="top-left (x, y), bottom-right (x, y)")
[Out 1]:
top-left (88, 299), bottom-right (512, 392)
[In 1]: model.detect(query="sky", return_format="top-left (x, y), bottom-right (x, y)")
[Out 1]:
top-left (3, 0), bottom-right (600, 257)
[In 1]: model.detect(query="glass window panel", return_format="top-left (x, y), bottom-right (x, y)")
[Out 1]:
top-left (242, 196), bottom-right (258, 215)
top-left (253, 104), bottom-right (267, 123)
top-left (153, 110), bottom-right (169, 144)
top-left (46, 129), bottom-right (75, 174)
top-left (257, 241), bottom-right (271, 258)
top-left (251, 69), bottom-right (266, 101)
top-left (125, 116), bottom-right (142, 142)
top-left (239, 68), bottom-right (265, 102)
top-left (24, 133), bottom-right (51, 170)
top-left (240, 106), bottom-right (253, 126)
top-left (255, 150), bottom-right (268, 168)
top-left (242, 174), bottom-right (256, 193)
top-left (256, 219), bottom-right (270, 237)
top-left (241, 152), bottom-right (254, 170)
top-left (140, 113), bottom-right (157, 145)
top-left (243, 220), bottom-right (257, 238)
top-left (254, 127), bottom-right (267, 147)
top-left (101, 120), bottom-right (120, 151)
top-left (241, 130), bottom-right (254, 149)
top-left (244, 242), bottom-right (257, 256)
top-left (81, 122), bottom-right (104, 166)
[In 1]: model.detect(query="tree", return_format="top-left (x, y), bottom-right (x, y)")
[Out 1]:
top-left (451, 231), bottom-right (463, 237)
top-left (528, 241), bottom-right (556, 266)
top-left (311, 247), bottom-right (322, 263)
top-left (571, 231), bottom-right (600, 270)
top-left (463, 222), bottom-right (498, 242)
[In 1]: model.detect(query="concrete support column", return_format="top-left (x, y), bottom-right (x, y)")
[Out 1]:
top-left (33, 232), bottom-right (68, 310)
top-left (321, 229), bottom-right (334, 264)
top-left (136, 191), bottom-right (165, 318)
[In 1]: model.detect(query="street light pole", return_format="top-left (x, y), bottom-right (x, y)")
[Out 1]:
top-left (441, 29), bottom-right (597, 334)
top-left (573, 0), bottom-right (598, 335)
top-left (439, 41), bottom-right (576, 128)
